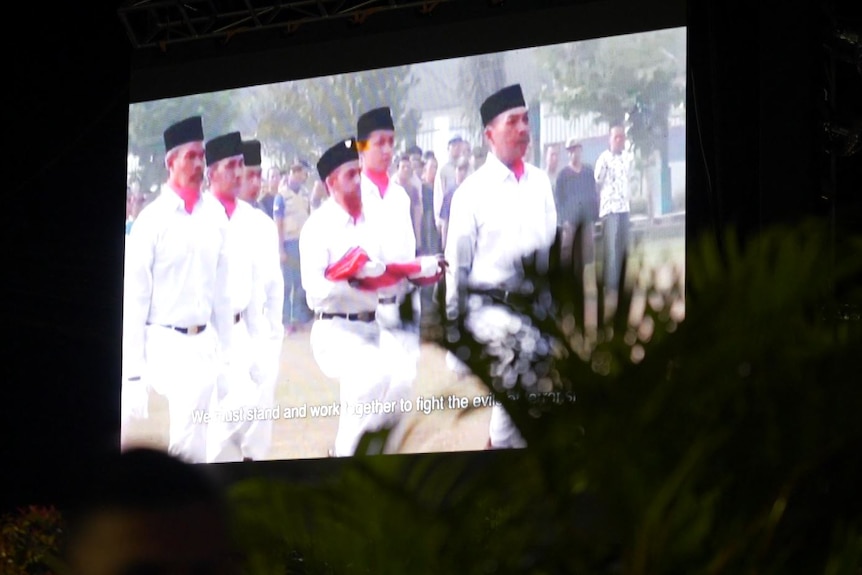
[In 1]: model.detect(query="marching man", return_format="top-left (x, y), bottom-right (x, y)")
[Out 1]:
top-left (238, 139), bottom-right (285, 460)
top-left (122, 116), bottom-right (232, 463)
top-left (203, 131), bottom-right (268, 463)
top-left (445, 84), bottom-right (557, 450)
top-left (300, 137), bottom-right (443, 457)
top-left (356, 107), bottom-right (423, 432)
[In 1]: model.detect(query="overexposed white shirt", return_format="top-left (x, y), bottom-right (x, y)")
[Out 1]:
top-left (123, 184), bottom-right (232, 378)
top-left (444, 152), bottom-right (557, 310)
top-left (248, 205), bottom-right (284, 335)
top-left (360, 173), bottom-right (416, 299)
top-left (299, 199), bottom-right (385, 315)
top-left (595, 149), bottom-right (634, 217)
top-left (219, 199), bottom-right (266, 342)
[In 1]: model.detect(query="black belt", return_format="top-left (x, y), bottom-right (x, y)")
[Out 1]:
top-left (483, 288), bottom-right (529, 305)
top-left (378, 296), bottom-right (398, 305)
top-left (233, 312), bottom-right (242, 324)
top-left (316, 311), bottom-right (376, 322)
top-left (161, 324), bottom-right (207, 335)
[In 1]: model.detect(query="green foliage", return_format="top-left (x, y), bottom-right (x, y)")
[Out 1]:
top-left (457, 52), bottom-right (508, 141)
top-left (0, 506), bottom-right (65, 575)
top-left (228, 220), bottom-right (862, 574)
top-left (541, 28), bottom-right (685, 158)
top-left (127, 91), bottom-right (242, 189)
top-left (245, 67), bottom-right (420, 166)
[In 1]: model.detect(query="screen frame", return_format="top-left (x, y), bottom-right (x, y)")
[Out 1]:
top-left (124, 0), bottom-right (690, 481)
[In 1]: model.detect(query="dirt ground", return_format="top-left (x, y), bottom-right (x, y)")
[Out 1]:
top-left (123, 234), bottom-right (685, 461)
top-left (123, 331), bottom-right (494, 460)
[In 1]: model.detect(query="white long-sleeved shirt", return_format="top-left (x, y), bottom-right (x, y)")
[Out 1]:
top-left (444, 152), bottom-right (557, 311)
top-left (248, 205), bottom-right (284, 335)
top-left (122, 184), bottom-right (232, 378)
top-left (360, 173), bottom-right (416, 300)
top-left (299, 199), bottom-right (386, 315)
top-left (218, 199), bottom-right (266, 344)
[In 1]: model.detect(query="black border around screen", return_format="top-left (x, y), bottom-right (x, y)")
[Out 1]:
top-left (125, 0), bottom-right (689, 482)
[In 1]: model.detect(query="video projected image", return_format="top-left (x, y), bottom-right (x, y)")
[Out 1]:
top-left (123, 26), bottom-right (687, 463)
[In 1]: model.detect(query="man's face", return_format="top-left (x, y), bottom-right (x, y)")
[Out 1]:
top-left (410, 153), bottom-right (423, 176)
top-left (266, 168), bottom-right (281, 193)
top-left (167, 142), bottom-right (205, 189)
top-left (455, 163), bottom-right (469, 186)
top-left (289, 167), bottom-right (308, 187)
top-left (568, 145), bottom-right (583, 165)
top-left (240, 166), bottom-right (262, 203)
top-left (67, 504), bottom-right (235, 575)
top-left (610, 128), bottom-right (626, 153)
top-left (546, 146), bottom-right (559, 168)
top-left (361, 130), bottom-right (395, 173)
top-left (326, 160), bottom-right (362, 201)
top-left (208, 156), bottom-right (244, 197)
top-left (485, 106), bottom-right (530, 166)
top-left (447, 141), bottom-right (461, 161)
top-left (397, 159), bottom-right (412, 182)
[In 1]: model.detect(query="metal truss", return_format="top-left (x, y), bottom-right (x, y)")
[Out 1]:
top-left (118, 0), bottom-right (456, 51)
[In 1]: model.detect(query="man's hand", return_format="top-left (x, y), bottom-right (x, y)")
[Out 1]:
top-left (385, 255), bottom-right (447, 287)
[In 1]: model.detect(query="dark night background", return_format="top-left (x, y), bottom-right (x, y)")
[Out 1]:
top-left (2, 0), bottom-right (859, 510)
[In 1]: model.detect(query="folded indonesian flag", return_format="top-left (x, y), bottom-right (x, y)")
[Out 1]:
top-left (386, 255), bottom-right (446, 286)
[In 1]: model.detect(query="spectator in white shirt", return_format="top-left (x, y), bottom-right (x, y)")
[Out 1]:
top-left (202, 132), bottom-right (267, 463)
top-left (444, 84), bottom-right (557, 450)
top-left (594, 126), bottom-right (634, 293)
top-left (122, 116), bottom-right (232, 463)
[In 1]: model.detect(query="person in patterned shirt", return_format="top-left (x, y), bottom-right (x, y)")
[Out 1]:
top-left (594, 125), bottom-right (634, 294)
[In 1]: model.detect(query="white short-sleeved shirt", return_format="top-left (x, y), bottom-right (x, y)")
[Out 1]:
top-left (299, 199), bottom-right (386, 315)
top-left (444, 152), bottom-right (557, 310)
top-left (594, 149), bottom-right (634, 218)
top-left (122, 184), bottom-right (232, 377)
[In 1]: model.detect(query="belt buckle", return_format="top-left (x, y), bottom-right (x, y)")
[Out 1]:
top-left (187, 325), bottom-right (203, 335)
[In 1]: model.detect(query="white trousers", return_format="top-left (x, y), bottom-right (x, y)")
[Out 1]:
top-left (140, 324), bottom-right (218, 463)
top-left (206, 318), bottom-right (261, 463)
top-left (376, 302), bottom-right (419, 428)
top-left (447, 300), bottom-right (528, 449)
top-left (310, 317), bottom-right (393, 456)
top-left (243, 332), bottom-right (283, 460)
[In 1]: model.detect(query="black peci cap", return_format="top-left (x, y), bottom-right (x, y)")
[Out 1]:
top-left (357, 107), bottom-right (395, 141)
top-left (164, 116), bottom-right (204, 153)
top-left (480, 84), bottom-right (527, 127)
top-left (317, 138), bottom-right (359, 181)
top-left (242, 140), bottom-right (262, 167)
top-left (205, 132), bottom-right (243, 165)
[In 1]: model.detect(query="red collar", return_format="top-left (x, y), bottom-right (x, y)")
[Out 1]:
top-left (364, 169), bottom-right (389, 198)
top-left (214, 192), bottom-right (237, 219)
top-left (168, 182), bottom-right (201, 214)
top-left (511, 158), bottom-right (525, 181)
